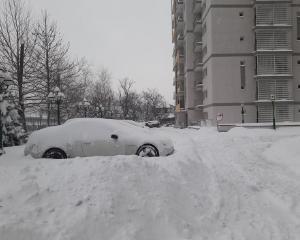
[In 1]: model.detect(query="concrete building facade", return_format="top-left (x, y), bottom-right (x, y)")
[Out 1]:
top-left (172, 0), bottom-right (300, 127)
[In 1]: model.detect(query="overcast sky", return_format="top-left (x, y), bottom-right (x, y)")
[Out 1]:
top-left (27, 0), bottom-right (174, 103)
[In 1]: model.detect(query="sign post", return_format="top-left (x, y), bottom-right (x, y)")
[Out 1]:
top-left (216, 113), bottom-right (223, 131)
top-left (271, 94), bottom-right (276, 130)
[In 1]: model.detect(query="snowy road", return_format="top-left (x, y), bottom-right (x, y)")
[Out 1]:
top-left (0, 127), bottom-right (300, 240)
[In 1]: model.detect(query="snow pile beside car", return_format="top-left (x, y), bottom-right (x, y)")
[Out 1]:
top-left (0, 127), bottom-right (300, 240)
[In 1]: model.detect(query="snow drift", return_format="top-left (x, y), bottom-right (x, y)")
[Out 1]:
top-left (0, 127), bottom-right (300, 240)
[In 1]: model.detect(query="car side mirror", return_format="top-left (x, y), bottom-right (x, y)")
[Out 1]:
top-left (111, 134), bottom-right (118, 140)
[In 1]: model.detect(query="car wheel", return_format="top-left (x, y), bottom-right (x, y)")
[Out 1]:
top-left (137, 144), bottom-right (159, 157)
top-left (43, 148), bottom-right (67, 159)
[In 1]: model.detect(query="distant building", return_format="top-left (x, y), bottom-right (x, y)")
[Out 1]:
top-left (172, 0), bottom-right (300, 127)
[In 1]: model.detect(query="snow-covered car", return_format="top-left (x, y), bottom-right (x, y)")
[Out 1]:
top-left (145, 120), bottom-right (160, 128)
top-left (24, 118), bottom-right (174, 159)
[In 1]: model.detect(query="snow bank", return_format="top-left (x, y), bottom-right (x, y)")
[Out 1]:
top-left (0, 127), bottom-right (300, 240)
top-left (264, 136), bottom-right (300, 176)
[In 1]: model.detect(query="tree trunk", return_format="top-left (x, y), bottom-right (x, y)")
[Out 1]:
top-left (18, 43), bottom-right (27, 132)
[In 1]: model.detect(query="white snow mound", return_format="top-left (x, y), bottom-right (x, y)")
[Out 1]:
top-left (0, 127), bottom-right (300, 240)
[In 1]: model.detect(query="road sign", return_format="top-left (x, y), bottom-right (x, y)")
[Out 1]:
top-left (216, 113), bottom-right (223, 122)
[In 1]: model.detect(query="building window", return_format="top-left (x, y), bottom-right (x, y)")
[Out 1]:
top-left (239, 12), bottom-right (244, 17)
top-left (298, 60), bottom-right (300, 64)
top-left (298, 84), bottom-right (300, 89)
top-left (240, 61), bottom-right (246, 89)
top-left (240, 36), bottom-right (244, 41)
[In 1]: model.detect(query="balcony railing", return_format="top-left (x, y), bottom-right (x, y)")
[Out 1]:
top-left (256, 54), bottom-right (291, 76)
top-left (195, 80), bottom-right (203, 91)
top-left (257, 79), bottom-right (291, 101)
top-left (173, 51), bottom-right (184, 70)
top-left (177, 90), bottom-right (184, 97)
top-left (256, 30), bottom-right (291, 51)
top-left (194, 56), bottom-right (203, 72)
top-left (255, 4), bottom-right (291, 26)
top-left (177, 34), bottom-right (184, 46)
top-left (172, 29), bottom-right (176, 43)
top-left (172, 0), bottom-right (184, 15)
top-left (194, 15), bottom-right (202, 33)
top-left (193, 0), bottom-right (202, 14)
top-left (257, 103), bottom-right (293, 123)
top-left (176, 71), bottom-right (184, 81)
top-left (176, 15), bottom-right (184, 31)
top-left (194, 41), bottom-right (202, 53)
top-left (176, 52), bottom-right (184, 64)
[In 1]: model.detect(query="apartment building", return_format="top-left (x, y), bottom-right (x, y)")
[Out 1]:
top-left (172, 0), bottom-right (300, 127)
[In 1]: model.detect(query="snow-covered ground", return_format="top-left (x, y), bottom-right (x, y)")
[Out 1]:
top-left (0, 127), bottom-right (300, 240)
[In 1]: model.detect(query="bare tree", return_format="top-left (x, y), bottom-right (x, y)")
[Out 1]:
top-left (142, 89), bottom-right (166, 121)
top-left (118, 78), bottom-right (135, 119)
top-left (33, 11), bottom-right (81, 125)
top-left (87, 68), bottom-right (114, 118)
top-left (128, 92), bottom-right (142, 121)
top-left (0, 0), bottom-right (37, 131)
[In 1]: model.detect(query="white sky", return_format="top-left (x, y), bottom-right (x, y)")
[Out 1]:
top-left (27, 0), bottom-right (174, 104)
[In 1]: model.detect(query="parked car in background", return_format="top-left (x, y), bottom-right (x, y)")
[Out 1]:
top-left (24, 118), bottom-right (174, 159)
top-left (145, 120), bottom-right (160, 128)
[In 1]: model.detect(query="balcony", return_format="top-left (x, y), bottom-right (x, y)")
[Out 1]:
top-left (172, 0), bottom-right (184, 15)
top-left (176, 103), bottom-right (185, 113)
top-left (172, 15), bottom-right (175, 29)
top-left (193, 0), bottom-right (202, 14)
top-left (256, 54), bottom-right (292, 77)
top-left (194, 57), bottom-right (203, 72)
top-left (174, 88), bottom-right (184, 101)
top-left (255, 30), bottom-right (292, 52)
top-left (255, 4), bottom-right (291, 27)
top-left (177, 71), bottom-right (184, 82)
top-left (173, 51), bottom-right (184, 70)
top-left (194, 41), bottom-right (203, 53)
top-left (173, 74), bottom-right (184, 86)
top-left (194, 15), bottom-right (202, 33)
top-left (173, 48), bottom-right (184, 71)
top-left (176, 0), bottom-right (184, 15)
top-left (177, 34), bottom-right (184, 47)
top-left (257, 103), bottom-right (293, 123)
top-left (257, 79), bottom-right (291, 101)
top-left (195, 80), bottom-right (203, 91)
top-left (172, 29), bottom-right (176, 43)
top-left (176, 52), bottom-right (184, 65)
top-left (177, 90), bottom-right (184, 97)
top-left (176, 15), bottom-right (184, 31)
